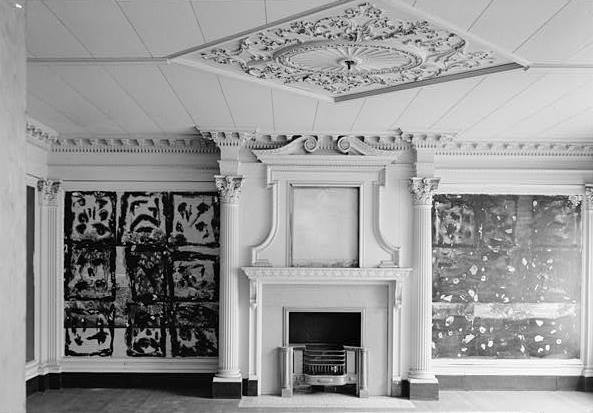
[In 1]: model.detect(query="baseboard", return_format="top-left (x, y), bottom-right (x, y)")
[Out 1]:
top-left (437, 375), bottom-right (586, 391)
top-left (242, 379), bottom-right (258, 396)
top-left (27, 372), bottom-right (214, 397)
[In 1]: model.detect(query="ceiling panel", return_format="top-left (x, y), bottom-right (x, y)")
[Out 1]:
top-left (503, 79), bottom-right (593, 137)
top-left (191, 0), bottom-right (266, 42)
top-left (312, 100), bottom-right (364, 131)
top-left (265, 0), bottom-right (333, 22)
top-left (395, 77), bottom-right (482, 130)
top-left (271, 89), bottom-right (318, 131)
top-left (515, 0), bottom-right (593, 61)
top-left (43, 0), bottom-right (149, 57)
top-left (351, 89), bottom-right (418, 131)
top-left (106, 65), bottom-right (196, 134)
top-left (117, 0), bottom-right (205, 56)
top-left (544, 108), bottom-right (593, 140)
top-left (219, 77), bottom-right (274, 130)
top-left (432, 70), bottom-right (542, 132)
top-left (52, 65), bottom-right (161, 134)
top-left (26, 1), bottom-right (90, 57)
top-left (413, 0), bottom-right (491, 30)
top-left (27, 93), bottom-right (87, 135)
top-left (462, 73), bottom-right (592, 138)
top-left (469, 0), bottom-right (567, 54)
top-left (27, 65), bottom-right (124, 134)
top-left (160, 63), bottom-right (234, 128)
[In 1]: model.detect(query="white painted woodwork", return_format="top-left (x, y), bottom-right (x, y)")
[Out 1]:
top-left (37, 179), bottom-right (63, 377)
top-left (215, 175), bottom-right (244, 379)
top-left (407, 177), bottom-right (439, 381)
top-left (584, 186), bottom-right (593, 378)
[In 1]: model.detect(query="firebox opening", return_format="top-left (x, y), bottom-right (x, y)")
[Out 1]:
top-left (288, 312), bottom-right (361, 346)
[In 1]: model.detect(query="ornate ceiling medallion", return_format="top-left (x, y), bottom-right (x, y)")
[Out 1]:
top-left (173, 1), bottom-right (524, 102)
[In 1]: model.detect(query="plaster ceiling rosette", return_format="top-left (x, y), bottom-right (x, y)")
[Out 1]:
top-left (172, 0), bottom-right (526, 102)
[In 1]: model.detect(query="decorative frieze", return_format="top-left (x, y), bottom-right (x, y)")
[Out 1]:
top-left (215, 175), bottom-right (244, 204)
top-left (408, 177), bottom-right (440, 206)
top-left (242, 266), bottom-right (411, 282)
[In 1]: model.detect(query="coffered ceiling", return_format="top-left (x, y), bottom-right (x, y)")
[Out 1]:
top-left (26, 0), bottom-right (593, 141)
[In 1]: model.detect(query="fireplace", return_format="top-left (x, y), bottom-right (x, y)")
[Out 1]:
top-left (280, 309), bottom-right (368, 397)
top-left (243, 267), bottom-right (410, 397)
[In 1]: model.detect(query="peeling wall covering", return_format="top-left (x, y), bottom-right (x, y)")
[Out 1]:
top-left (64, 191), bottom-right (219, 357)
top-left (432, 195), bottom-right (581, 359)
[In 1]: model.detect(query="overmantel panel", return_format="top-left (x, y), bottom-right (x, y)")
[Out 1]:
top-left (251, 164), bottom-right (400, 268)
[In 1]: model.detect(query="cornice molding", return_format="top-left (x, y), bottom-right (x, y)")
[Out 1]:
top-left (50, 136), bottom-right (218, 154)
top-left (23, 123), bottom-right (593, 159)
top-left (26, 119), bottom-right (58, 150)
top-left (437, 141), bottom-right (593, 158)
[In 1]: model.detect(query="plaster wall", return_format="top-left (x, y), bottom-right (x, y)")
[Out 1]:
top-left (0, 1), bottom-right (27, 411)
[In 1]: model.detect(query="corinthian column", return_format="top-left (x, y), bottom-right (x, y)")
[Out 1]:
top-left (408, 177), bottom-right (439, 400)
top-left (584, 185), bottom-right (593, 391)
top-left (212, 175), bottom-right (244, 398)
top-left (37, 179), bottom-right (63, 387)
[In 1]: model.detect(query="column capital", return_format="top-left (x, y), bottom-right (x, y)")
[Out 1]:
top-left (215, 175), bottom-right (244, 204)
top-left (409, 177), bottom-right (440, 206)
top-left (37, 178), bottom-right (62, 206)
top-left (585, 184), bottom-right (593, 210)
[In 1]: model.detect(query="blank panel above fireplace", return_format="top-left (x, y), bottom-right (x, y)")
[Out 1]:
top-left (288, 311), bottom-right (361, 347)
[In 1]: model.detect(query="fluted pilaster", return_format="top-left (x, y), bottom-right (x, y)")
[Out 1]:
top-left (215, 175), bottom-right (244, 379)
top-left (583, 186), bottom-right (593, 387)
top-left (408, 177), bottom-right (439, 391)
top-left (37, 179), bottom-right (63, 374)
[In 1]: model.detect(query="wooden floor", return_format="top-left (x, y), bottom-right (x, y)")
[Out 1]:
top-left (27, 388), bottom-right (593, 412)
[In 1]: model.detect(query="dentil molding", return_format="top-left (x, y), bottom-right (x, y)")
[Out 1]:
top-left (173, 1), bottom-right (520, 102)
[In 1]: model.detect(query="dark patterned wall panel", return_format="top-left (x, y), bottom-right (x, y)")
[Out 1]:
top-left (65, 191), bottom-right (116, 244)
top-left (432, 194), bottom-right (581, 360)
top-left (64, 191), bottom-right (220, 358)
top-left (170, 302), bottom-right (218, 357)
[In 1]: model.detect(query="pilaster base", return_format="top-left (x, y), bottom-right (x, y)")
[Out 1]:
top-left (242, 379), bottom-right (258, 396)
top-left (585, 376), bottom-right (593, 392)
top-left (212, 376), bottom-right (242, 399)
top-left (408, 377), bottom-right (439, 400)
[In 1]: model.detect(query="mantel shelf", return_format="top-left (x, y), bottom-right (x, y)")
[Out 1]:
top-left (242, 267), bottom-right (412, 283)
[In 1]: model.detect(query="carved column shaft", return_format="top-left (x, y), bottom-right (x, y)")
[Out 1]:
top-left (584, 186), bottom-right (593, 380)
top-left (408, 177), bottom-right (439, 381)
top-left (215, 175), bottom-right (244, 379)
top-left (37, 179), bottom-right (62, 371)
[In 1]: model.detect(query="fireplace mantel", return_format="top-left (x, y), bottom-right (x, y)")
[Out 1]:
top-left (242, 266), bottom-right (411, 396)
top-left (242, 266), bottom-right (412, 283)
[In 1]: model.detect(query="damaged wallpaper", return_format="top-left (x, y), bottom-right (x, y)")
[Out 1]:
top-left (432, 195), bottom-right (581, 359)
top-left (64, 191), bottom-right (219, 357)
